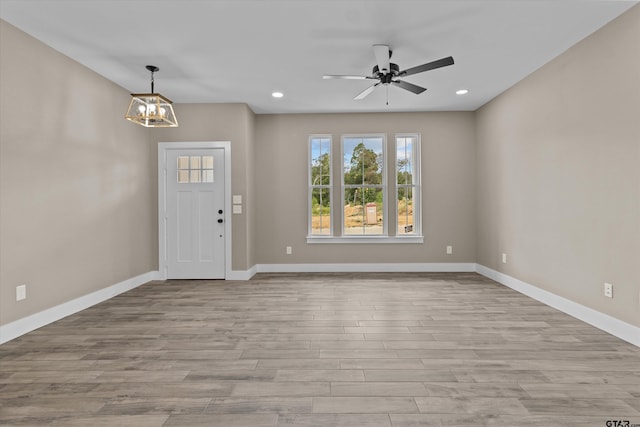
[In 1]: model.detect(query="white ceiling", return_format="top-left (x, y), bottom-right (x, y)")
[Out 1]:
top-left (0, 0), bottom-right (636, 114)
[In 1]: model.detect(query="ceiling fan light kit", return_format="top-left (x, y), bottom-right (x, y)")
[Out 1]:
top-left (324, 45), bottom-right (454, 103)
top-left (125, 65), bottom-right (178, 128)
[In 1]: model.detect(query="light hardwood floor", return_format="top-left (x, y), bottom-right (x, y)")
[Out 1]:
top-left (1, 272), bottom-right (639, 426)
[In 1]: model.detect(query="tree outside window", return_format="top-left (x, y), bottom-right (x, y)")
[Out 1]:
top-left (308, 133), bottom-right (420, 241)
top-left (342, 136), bottom-right (385, 235)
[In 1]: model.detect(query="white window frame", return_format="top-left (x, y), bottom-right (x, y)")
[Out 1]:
top-left (395, 133), bottom-right (422, 238)
top-left (308, 135), bottom-right (333, 237)
top-left (307, 133), bottom-right (423, 244)
top-left (340, 134), bottom-right (387, 238)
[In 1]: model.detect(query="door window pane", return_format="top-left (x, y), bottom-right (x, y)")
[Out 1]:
top-left (178, 170), bottom-right (190, 183)
top-left (177, 155), bottom-right (214, 184)
top-left (178, 156), bottom-right (189, 169)
top-left (190, 156), bottom-right (201, 169)
top-left (202, 156), bottom-right (214, 169)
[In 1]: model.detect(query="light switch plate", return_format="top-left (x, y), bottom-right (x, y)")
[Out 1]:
top-left (604, 283), bottom-right (613, 298)
top-left (233, 205), bottom-right (242, 214)
top-left (232, 195), bottom-right (242, 204)
top-left (16, 284), bottom-right (26, 301)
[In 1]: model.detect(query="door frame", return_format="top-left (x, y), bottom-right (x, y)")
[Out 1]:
top-left (158, 141), bottom-right (232, 280)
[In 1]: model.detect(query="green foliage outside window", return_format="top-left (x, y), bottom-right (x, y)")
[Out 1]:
top-left (344, 142), bottom-right (382, 205)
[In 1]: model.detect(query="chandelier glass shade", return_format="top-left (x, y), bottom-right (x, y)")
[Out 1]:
top-left (125, 65), bottom-right (178, 127)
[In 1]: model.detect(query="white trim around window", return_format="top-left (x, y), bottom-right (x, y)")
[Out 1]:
top-left (341, 134), bottom-right (387, 237)
top-left (395, 133), bottom-right (422, 237)
top-left (308, 135), bottom-right (333, 237)
top-left (306, 132), bottom-right (423, 244)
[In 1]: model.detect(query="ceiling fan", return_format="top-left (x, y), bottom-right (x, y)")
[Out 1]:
top-left (323, 44), bottom-right (454, 101)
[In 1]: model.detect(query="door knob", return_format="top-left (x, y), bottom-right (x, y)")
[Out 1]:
top-left (218, 218), bottom-right (223, 223)
top-left (218, 209), bottom-right (223, 214)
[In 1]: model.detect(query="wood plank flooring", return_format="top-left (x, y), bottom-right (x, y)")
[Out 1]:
top-left (1, 272), bottom-right (639, 426)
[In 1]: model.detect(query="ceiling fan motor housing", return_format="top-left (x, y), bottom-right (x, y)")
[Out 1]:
top-left (373, 63), bottom-right (400, 84)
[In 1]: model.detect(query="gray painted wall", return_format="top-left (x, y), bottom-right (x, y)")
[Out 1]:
top-left (0, 21), bottom-right (155, 325)
top-left (476, 5), bottom-right (640, 326)
top-left (254, 112), bottom-right (477, 264)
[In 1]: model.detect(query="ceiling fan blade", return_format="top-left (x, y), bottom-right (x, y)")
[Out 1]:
top-left (398, 56), bottom-right (454, 77)
top-left (323, 74), bottom-right (372, 80)
top-left (392, 80), bottom-right (427, 94)
top-left (354, 83), bottom-right (380, 100)
top-left (373, 44), bottom-right (391, 75)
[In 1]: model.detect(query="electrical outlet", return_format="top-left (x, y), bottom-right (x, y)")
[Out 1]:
top-left (16, 284), bottom-right (26, 301)
top-left (286, 246), bottom-right (292, 255)
top-left (446, 245), bottom-right (453, 255)
top-left (604, 283), bottom-right (613, 298)
top-left (502, 253), bottom-right (507, 264)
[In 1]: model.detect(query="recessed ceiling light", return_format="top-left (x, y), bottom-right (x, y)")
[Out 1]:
top-left (272, 91), bottom-right (284, 98)
top-left (456, 89), bottom-right (469, 95)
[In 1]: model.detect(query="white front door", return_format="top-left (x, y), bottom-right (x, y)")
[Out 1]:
top-left (164, 147), bottom-right (226, 279)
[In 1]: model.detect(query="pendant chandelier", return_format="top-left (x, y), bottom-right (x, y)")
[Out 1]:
top-left (125, 65), bottom-right (178, 127)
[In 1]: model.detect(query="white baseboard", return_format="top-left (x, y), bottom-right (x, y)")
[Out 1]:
top-left (227, 265), bottom-right (258, 281)
top-left (5, 265), bottom-right (635, 348)
top-left (0, 271), bottom-right (162, 345)
top-left (476, 264), bottom-right (639, 348)
top-left (256, 262), bottom-right (477, 273)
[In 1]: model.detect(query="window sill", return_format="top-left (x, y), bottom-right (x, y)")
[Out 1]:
top-left (306, 236), bottom-right (424, 244)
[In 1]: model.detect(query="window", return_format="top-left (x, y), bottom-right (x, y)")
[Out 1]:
top-left (177, 155), bottom-right (214, 183)
top-left (342, 135), bottom-right (385, 235)
top-left (396, 134), bottom-right (420, 235)
top-left (307, 133), bottom-right (422, 243)
top-left (309, 136), bottom-right (332, 235)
